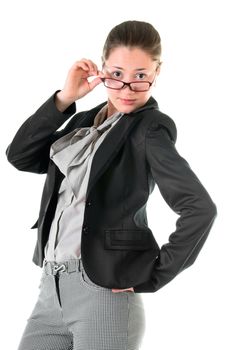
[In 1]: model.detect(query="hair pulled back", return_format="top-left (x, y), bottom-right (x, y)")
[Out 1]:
top-left (102, 20), bottom-right (162, 64)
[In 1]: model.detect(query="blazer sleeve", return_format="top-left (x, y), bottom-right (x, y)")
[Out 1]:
top-left (6, 91), bottom-right (76, 174)
top-left (134, 122), bottom-right (217, 293)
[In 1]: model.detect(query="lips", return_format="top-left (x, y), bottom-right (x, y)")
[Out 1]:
top-left (119, 98), bottom-right (136, 105)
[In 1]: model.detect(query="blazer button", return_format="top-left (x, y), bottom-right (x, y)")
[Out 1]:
top-left (86, 200), bottom-right (92, 206)
top-left (83, 225), bottom-right (88, 234)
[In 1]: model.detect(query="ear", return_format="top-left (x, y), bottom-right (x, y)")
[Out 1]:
top-left (156, 62), bottom-right (162, 76)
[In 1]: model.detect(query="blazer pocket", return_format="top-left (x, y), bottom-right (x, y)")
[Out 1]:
top-left (104, 229), bottom-right (159, 251)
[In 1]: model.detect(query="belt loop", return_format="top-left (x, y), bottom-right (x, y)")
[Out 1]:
top-left (67, 260), bottom-right (77, 273)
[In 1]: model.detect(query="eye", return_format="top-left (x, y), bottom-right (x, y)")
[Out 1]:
top-left (112, 71), bottom-right (122, 79)
top-left (135, 73), bottom-right (146, 80)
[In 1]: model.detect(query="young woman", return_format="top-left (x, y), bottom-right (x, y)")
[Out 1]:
top-left (6, 20), bottom-right (217, 350)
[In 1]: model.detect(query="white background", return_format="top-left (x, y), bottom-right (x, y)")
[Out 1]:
top-left (1, 0), bottom-right (228, 349)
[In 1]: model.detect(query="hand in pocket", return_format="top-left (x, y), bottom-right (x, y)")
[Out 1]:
top-left (112, 287), bottom-right (134, 293)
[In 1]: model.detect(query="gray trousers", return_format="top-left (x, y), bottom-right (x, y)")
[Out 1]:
top-left (18, 259), bottom-right (146, 350)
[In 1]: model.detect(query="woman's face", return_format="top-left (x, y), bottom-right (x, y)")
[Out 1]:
top-left (102, 46), bottom-right (160, 116)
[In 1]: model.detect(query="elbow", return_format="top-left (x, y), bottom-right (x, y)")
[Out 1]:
top-left (6, 144), bottom-right (16, 166)
top-left (211, 201), bottom-right (217, 218)
top-left (6, 146), bottom-right (47, 174)
top-left (204, 198), bottom-right (217, 224)
top-left (208, 197), bottom-right (217, 218)
top-left (6, 144), bottom-right (21, 170)
top-left (6, 144), bottom-right (29, 172)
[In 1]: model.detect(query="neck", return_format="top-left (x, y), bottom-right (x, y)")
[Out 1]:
top-left (107, 100), bottom-right (118, 118)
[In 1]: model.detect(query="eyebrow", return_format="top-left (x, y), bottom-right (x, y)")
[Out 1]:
top-left (111, 65), bottom-right (147, 71)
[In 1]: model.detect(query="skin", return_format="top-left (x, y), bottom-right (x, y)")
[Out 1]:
top-left (101, 46), bottom-right (160, 116)
top-left (55, 47), bottom-right (161, 292)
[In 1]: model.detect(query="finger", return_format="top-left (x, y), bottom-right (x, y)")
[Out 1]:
top-left (98, 70), bottom-right (105, 78)
top-left (82, 58), bottom-right (99, 75)
top-left (78, 58), bottom-right (99, 76)
top-left (70, 60), bottom-right (93, 76)
top-left (112, 288), bottom-right (132, 293)
top-left (89, 76), bottom-right (102, 90)
top-left (72, 61), bottom-right (90, 73)
top-left (71, 60), bottom-right (88, 69)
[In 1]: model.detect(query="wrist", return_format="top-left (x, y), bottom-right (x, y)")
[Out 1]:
top-left (55, 91), bottom-right (75, 112)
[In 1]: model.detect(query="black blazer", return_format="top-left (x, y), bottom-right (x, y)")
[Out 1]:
top-left (6, 92), bottom-right (217, 293)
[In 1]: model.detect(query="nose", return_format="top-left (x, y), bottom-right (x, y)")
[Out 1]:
top-left (123, 84), bottom-right (131, 90)
top-left (121, 83), bottom-right (135, 93)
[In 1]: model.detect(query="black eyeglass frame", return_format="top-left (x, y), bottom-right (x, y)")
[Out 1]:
top-left (100, 78), bottom-right (154, 92)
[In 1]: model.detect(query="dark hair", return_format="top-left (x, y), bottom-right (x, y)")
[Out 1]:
top-left (102, 20), bottom-right (162, 64)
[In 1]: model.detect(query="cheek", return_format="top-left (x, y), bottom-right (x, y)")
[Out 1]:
top-left (106, 89), bottom-right (118, 101)
top-left (106, 90), bottom-right (152, 110)
top-left (138, 91), bottom-right (151, 104)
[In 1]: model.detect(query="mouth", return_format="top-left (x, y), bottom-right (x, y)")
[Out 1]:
top-left (119, 98), bottom-right (136, 105)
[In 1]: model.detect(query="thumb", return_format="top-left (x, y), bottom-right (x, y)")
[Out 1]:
top-left (89, 76), bottom-right (102, 91)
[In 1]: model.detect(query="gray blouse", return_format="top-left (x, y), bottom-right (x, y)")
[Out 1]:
top-left (45, 105), bottom-right (123, 262)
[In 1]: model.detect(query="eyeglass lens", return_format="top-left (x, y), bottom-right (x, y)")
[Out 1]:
top-left (104, 79), bottom-right (151, 91)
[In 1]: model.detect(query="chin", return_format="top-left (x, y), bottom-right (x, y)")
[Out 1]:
top-left (108, 99), bottom-right (140, 116)
top-left (113, 102), bottom-right (138, 114)
top-left (119, 106), bottom-right (139, 115)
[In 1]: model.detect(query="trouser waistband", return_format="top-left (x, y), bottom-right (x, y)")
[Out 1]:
top-left (43, 259), bottom-right (82, 276)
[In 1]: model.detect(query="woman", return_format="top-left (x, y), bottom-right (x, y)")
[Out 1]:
top-left (6, 20), bottom-right (217, 350)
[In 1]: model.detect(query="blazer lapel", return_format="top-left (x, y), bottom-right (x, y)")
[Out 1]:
top-left (86, 113), bottom-right (141, 199)
top-left (57, 97), bottom-right (158, 200)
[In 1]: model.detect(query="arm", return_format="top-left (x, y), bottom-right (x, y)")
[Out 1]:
top-left (6, 59), bottom-right (102, 174)
top-left (6, 92), bottom-right (76, 174)
top-left (134, 124), bottom-right (217, 293)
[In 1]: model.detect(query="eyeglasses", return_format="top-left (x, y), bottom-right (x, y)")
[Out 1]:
top-left (100, 78), bottom-right (154, 92)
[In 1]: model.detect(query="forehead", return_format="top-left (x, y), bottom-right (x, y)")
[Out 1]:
top-left (105, 46), bottom-right (155, 70)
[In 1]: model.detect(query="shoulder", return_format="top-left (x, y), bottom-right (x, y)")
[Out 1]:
top-left (138, 108), bottom-right (177, 144)
top-left (133, 97), bottom-right (177, 143)
top-left (148, 110), bottom-right (177, 143)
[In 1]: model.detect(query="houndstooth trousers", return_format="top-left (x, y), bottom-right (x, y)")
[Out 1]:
top-left (17, 258), bottom-right (146, 350)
